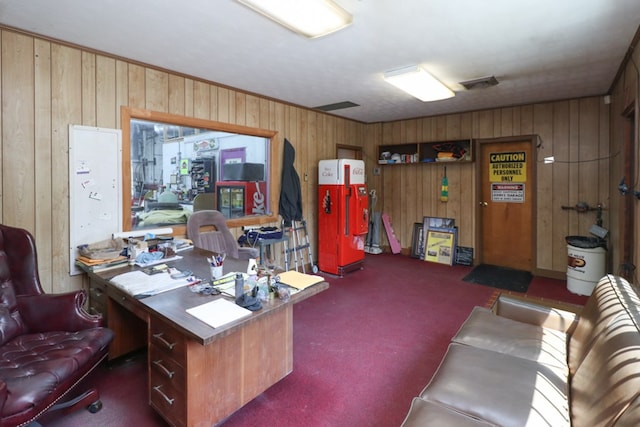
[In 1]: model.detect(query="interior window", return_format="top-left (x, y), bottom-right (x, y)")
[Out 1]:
top-left (122, 108), bottom-right (278, 233)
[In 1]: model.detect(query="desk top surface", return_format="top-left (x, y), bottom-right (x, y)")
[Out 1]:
top-left (93, 247), bottom-right (328, 345)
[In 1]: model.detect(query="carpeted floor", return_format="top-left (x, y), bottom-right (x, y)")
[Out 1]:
top-left (40, 254), bottom-right (587, 427)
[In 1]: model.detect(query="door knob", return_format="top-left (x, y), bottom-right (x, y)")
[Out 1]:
top-left (479, 201), bottom-right (488, 207)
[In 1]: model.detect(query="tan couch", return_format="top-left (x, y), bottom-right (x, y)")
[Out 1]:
top-left (402, 274), bottom-right (640, 427)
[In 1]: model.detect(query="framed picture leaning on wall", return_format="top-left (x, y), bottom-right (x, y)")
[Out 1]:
top-left (422, 217), bottom-right (455, 262)
top-left (411, 222), bottom-right (425, 259)
top-left (423, 216), bottom-right (455, 230)
top-left (424, 228), bottom-right (457, 265)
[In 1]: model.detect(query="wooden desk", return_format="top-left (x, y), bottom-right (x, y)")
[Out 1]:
top-left (85, 248), bottom-right (328, 427)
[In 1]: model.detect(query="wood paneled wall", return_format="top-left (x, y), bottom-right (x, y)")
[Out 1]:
top-left (0, 28), bottom-right (366, 293)
top-left (0, 26), bottom-right (620, 294)
top-left (362, 98), bottom-right (611, 277)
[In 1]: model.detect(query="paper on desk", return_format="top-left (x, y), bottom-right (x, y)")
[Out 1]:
top-left (186, 298), bottom-right (252, 328)
top-left (134, 255), bottom-right (182, 268)
top-left (110, 270), bottom-right (192, 297)
top-left (277, 270), bottom-right (324, 290)
top-left (214, 279), bottom-right (237, 297)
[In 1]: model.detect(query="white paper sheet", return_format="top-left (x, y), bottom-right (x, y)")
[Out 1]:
top-left (186, 298), bottom-right (252, 328)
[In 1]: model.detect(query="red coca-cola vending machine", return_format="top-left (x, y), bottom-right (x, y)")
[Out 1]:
top-left (318, 159), bottom-right (368, 276)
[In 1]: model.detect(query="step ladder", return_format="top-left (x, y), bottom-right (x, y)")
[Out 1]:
top-left (283, 219), bottom-right (318, 273)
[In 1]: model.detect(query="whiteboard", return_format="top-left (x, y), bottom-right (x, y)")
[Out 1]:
top-left (69, 125), bottom-right (122, 275)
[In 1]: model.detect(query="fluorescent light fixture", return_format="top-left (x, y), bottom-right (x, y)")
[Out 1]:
top-left (237, 0), bottom-right (353, 38)
top-left (544, 156), bottom-right (555, 164)
top-left (383, 66), bottom-right (454, 102)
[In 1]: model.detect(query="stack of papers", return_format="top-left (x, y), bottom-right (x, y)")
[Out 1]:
top-left (110, 270), bottom-right (193, 297)
top-left (186, 298), bottom-right (252, 328)
top-left (175, 239), bottom-right (193, 252)
top-left (277, 270), bottom-right (324, 290)
top-left (76, 255), bottom-right (128, 272)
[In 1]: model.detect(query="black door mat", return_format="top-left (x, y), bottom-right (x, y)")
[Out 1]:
top-left (463, 264), bottom-right (532, 293)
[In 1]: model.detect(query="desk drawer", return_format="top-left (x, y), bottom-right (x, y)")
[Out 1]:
top-left (150, 375), bottom-right (185, 427)
top-left (107, 285), bottom-right (147, 320)
top-left (149, 317), bottom-right (186, 367)
top-left (150, 343), bottom-right (186, 394)
top-left (88, 300), bottom-right (107, 318)
top-left (88, 279), bottom-right (108, 317)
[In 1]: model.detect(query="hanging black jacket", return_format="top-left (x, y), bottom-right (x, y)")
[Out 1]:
top-left (279, 138), bottom-right (303, 227)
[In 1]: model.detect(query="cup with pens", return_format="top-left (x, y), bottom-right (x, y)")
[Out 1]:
top-left (207, 253), bottom-right (225, 280)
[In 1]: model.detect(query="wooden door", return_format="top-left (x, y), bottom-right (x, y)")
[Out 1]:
top-left (479, 139), bottom-right (535, 271)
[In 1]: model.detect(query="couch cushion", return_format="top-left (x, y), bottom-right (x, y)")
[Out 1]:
top-left (492, 294), bottom-right (578, 332)
top-left (401, 398), bottom-right (498, 426)
top-left (570, 290), bottom-right (640, 426)
top-left (420, 343), bottom-right (569, 427)
top-left (452, 306), bottom-right (568, 369)
top-left (0, 327), bottom-right (113, 419)
top-left (567, 274), bottom-right (627, 375)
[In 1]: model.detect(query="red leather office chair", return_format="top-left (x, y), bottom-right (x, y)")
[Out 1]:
top-left (0, 223), bottom-right (114, 426)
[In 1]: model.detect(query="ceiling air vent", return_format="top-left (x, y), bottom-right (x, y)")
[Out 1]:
top-left (459, 76), bottom-right (499, 90)
top-left (314, 101), bottom-right (359, 112)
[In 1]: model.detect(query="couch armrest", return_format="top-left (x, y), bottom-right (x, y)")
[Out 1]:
top-left (492, 293), bottom-right (580, 333)
top-left (16, 291), bottom-right (104, 333)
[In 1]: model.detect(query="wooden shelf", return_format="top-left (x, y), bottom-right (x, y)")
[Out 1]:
top-left (378, 139), bottom-right (473, 165)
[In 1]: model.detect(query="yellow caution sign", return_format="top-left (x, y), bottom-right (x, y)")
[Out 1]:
top-left (489, 151), bottom-right (526, 183)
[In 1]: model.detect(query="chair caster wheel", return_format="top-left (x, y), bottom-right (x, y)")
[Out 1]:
top-left (88, 400), bottom-right (103, 413)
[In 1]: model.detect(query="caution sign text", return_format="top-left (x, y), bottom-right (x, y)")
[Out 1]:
top-left (489, 151), bottom-right (527, 182)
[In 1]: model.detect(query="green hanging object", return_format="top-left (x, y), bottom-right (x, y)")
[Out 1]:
top-left (440, 166), bottom-right (448, 202)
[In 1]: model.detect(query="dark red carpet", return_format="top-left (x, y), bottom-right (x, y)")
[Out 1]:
top-left (40, 254), bottom-right (587, 427)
